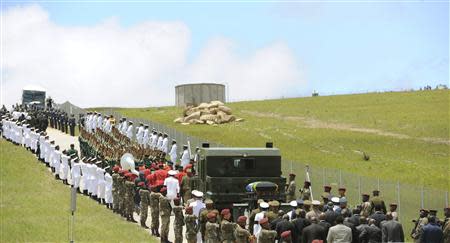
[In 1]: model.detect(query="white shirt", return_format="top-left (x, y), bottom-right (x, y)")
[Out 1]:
top-left (254, 211), bottom-right (266, 238)
top-left (163, 176), bottom-right (180, 200)
top-left (169, 144), bottom-right (178, 163)
top-left (161, 137), bottom-right (169, 153)
top-left (189, 199), bottom-right (206, 218)
top-left (181, 149), bottom-right (190, 168)
top-left (121, 121), bottom-right (128, 134)
top-left (157, 136), bottom-right (163, 150)
top-left (126, 125), bottom-right (134, 139)
top-left (151, 134), bottom-right (158, 148)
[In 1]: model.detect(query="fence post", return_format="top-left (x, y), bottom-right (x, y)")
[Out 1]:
top-left (397, 181), bottom-right (401, 222)
top-left (339, 169), bottom-right (342, 186)
top-left (377, 178), bottom-right (380, 190)
top-left (446, 191), bottom-right (449, 207)
top-left (322, 168), bottom-right (326, 186)
top-left (358, 176), bottom-right (361, 198)
top-left (421, 185), bottom-right (424, 209)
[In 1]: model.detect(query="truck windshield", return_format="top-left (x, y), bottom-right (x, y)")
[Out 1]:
top-left (206, 156), bottom-right (281, 177)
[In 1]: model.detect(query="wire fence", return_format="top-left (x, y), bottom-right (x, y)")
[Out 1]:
top-left (59, 104), bottom-right (449, 237)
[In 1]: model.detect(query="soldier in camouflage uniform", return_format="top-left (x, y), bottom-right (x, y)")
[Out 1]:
top-left (360, 193), bottom-right (372, 217)
top-left (173, 198), bottom-right (185, 243)
top-left (286, 173), bottom-right (296, 202)
top-left (411, 209), bottom-right (429, 243)
top-left (205, 212), bottom-right (221, 243)
top-left (159, 188), bottom-right (172, 243)
top-left (258, 218), bottom-right (277, 243)
top-left (150, 186), bottom-right (161, 237)
top-left (199, 199), bottom-right (220, 241)
top-left (184, 206), bottom-right (199, 243)
top-left (125, 173), bottom-right (137, 222)
top-left (117, 170), bottom-right (126, 216)
top-left (266, 201), bottom-right (280, 224)
top-left (138, 182), bottom-right (150, 229)
top-left (234, 216), bottom-right (253, 243)
top-left (220, 209), bottom-right (236, 243)
top-left (111, 166), bottom-right (120, 213)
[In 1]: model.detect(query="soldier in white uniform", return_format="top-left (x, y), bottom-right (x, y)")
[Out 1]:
top-left (136, 123), bottom-right (144, 145)
top-left (97, 165), bottom-right (106, 204)
top-left (121, 118), bottom-right (128, 135)
top-left (156, 133), bottom-right (163, 151)
top-left (189, 190), bottom-right (205, 243)
top-left (142, 125), bottom-right (150, 148)
top-left (161, 133), bottom-right (169, 154)
top-left (80, 158), bottom-right (89, 195)
top-left (60, 150), bottom-right (70, 184)
top-left (104, 171), bottom-right (113, 209)
top-left (150, 130), bottom-right (158, 149)
top-left (169, 140), bottom-right (178, 163)
top-left (52, 146), bottom-right (62, 180)
top-left (253, 202), bottom-right (269, 238)
top-left (164, 170), bottom-right (180, 200)
top-left (71, 158), bottom-right (82, 191)
top-left (180, 145), bottom-right (190, 169)
top-left (126, 121), bottom-right (134, 140)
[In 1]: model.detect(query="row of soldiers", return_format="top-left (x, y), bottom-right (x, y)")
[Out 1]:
top-left (46, 108), bottom-right (77, 136)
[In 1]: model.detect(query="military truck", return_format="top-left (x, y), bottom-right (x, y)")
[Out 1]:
top-left (190, 142), bottom-right (287, 213)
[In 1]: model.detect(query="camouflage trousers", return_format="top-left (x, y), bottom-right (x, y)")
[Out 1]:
top-left (140, 204), bottom-right (148, 225)
top-left (160, 215), bottom-right (170, 240)
top-left (186, 233), bottom-right (197, 243)
top-left (151, 209), bottom-right (160, 230)
top-left (174, 225), bottom-right (183, 243)
top-left (125, 198), bottom-right (134, 218)
top-left (112, 191), bottom-right (119, 211)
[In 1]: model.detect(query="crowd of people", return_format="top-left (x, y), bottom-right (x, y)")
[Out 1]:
top-left (1, 106), bottom-right (449, 243)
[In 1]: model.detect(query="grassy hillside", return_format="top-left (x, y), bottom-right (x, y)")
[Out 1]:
top-left (113, 90), bottom-right (449, 189)
top-left (0, 139), bottom-right (157, 243)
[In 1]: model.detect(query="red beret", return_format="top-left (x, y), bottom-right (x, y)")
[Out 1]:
top-left (137, 182), bottom-right (145, 187)
top-left (237, 216), bottom-right (247, 223)
top-left (185, 207), bottom-right (193, 214)
top-left (281, 230), bottom-right (291, 238)
top-left (324, 185), bottom-right (331, 189)
top-left (221, 209), bottom-right (231, 216)
top-left (113, 166), bottom-right (120, 173)
top-left (118, 169), bottom-right (126, 175)
top-left (338, 187), bottom-right (346, 191)
top-left (124, 172), bottom-right (131, 178)
top-left (259, 217), bottom-right (269, 225)
top-left (130, 174), bottom-right (138, 180)
top-left (207, 212), bottom-right (216, 219)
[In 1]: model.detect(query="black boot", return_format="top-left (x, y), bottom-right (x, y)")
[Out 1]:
top-left (141, 222), bottom-right (149, 229)
top-left (55, 174), bottom-right (60, 180)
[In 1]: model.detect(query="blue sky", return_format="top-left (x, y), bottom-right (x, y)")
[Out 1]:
top-left (2, 1), bottom-right (448, 106)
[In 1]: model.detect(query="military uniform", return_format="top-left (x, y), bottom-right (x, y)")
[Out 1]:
top-left (181, 175), bottom-right (192, 203)
top-left (411, 216), bottom-right (428, 242)
top-left (205, 221), bottom-right (221, 243)
top-left (173, 205), bottom-right (185, 243)
top-left (258, 229), bottom-right (277, 243)
top-left (112, 173), bottom-right (119, 212)
top-left (221, 218), bottom-right (237, 243)
top-left (125, 180), bottom-right (135, 220)
top-left (159, 195), bottom-right (172, 242)
top-left (234, 224), bottom-right (252, 243)
top-left (139, 187), bottom-right (151, 227)
top-left (200, 208), bottom-right (220, 240)
top-left (286, 180), bottom-right (296, 202)
top-left (185, 214), bottom-right (199, 243)
top-left (117, 175), bottom-right (125, 215)
top-left (299, 187), bottom-right (311, 200)
top-left (150, 192), bottom-right (161, 235)
top-left (370, 196), bottom-right (387, 214)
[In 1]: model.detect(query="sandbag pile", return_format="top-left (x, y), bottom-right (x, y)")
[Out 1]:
top-left (174, 101), bottom-right (244, 125)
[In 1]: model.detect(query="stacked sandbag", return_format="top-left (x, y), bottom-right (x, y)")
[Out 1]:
top-left (174, 101), bottom-right (244, 125)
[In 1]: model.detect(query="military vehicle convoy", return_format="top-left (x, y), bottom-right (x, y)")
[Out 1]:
top-left (190, 142), bottom-right (287, 214)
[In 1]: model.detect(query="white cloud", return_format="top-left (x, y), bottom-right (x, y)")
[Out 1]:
top-left (2, 4), bottom-right (304, 108)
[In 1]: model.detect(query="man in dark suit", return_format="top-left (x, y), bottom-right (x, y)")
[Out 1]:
top-left (319, 213), bottom-right (331, 237)
top-left (302, 217), bottom-right (326, 243)
top-left (421, 216), bottom-right (444, 243)
top-left (369, 204), bottom-right (386, 228)
top-left (292, 209), bottom-right (311, 243)
top-left (275, 214), bottom-right (295, 240)
top-left (381, 213), bottom-right (404, 242)
top-left (360, 219), bottom-right (382, 243)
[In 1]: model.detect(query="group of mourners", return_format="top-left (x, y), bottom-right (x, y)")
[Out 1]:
top-left (1, 106), bottom-right (449, 243)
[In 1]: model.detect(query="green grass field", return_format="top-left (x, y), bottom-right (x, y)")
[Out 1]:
top-left (0, 139), bottom-right (157, 243)
top-left (110, 90), bottom-right (449, 190)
